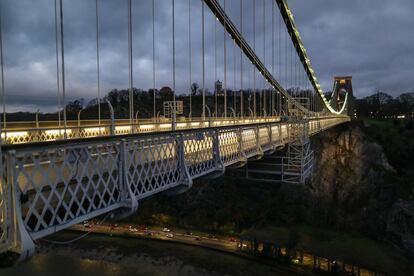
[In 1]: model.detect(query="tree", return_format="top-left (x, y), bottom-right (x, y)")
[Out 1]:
top-left (65, 98), bottom-right (84, 114)
top-left (191, 82), bottom-right (199, 96)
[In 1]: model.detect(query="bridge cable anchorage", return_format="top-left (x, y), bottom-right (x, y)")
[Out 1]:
top-left (54, 0), bottom-right (61, 127)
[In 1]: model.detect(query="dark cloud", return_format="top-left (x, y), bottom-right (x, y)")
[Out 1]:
top-left (0, 0), bottom-right (413, 112)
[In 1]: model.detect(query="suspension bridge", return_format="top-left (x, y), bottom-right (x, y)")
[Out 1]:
top-left (0, 0), bottom-right (352, 263)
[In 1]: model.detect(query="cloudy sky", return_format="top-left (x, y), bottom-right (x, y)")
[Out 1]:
top-left (1, 0), bottom-right (413, 112)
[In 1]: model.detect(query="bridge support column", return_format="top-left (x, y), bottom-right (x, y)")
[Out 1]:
top-left (234, 127), bottom-right (247, 168)
top-left (213, 130), bottom-right (225, 174)
top-left (267, 124), bottom-right (276, 154)
top-left (165, 133), bottom-right (192, 195)
top-left (1, 151), bottom-right (35, 264)
top-left (254, 125), bottom-right (264, 160)
top-left (177, 134), bottom-right (192, 189)
top-left (116, 139), bottom-right (139, 219)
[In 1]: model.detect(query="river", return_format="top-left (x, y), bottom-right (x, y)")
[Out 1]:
top-left (0, 232), bottom-right (295, 276)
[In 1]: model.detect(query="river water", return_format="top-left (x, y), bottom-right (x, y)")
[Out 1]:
top-left (0, 232), bottom-right (292, 276)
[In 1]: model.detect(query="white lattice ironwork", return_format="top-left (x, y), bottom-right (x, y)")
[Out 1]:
top-left (258, 126), bottom-right (272, 152)
top-left (124, 134), bottom-right (181, 200)
top-left (0, 146), bottom-right (9, 252)
top-left (271, 125), bottom-right (283, 147)
top-left (241, 127), bottom-right (260, 158)
top-left (0, 117), bottom-right (350, 258)
top-left (184, 130), bottom-right (216, 178)
top-left (219, 128), bottom-right (245, 166)
top-left (12, 142), bottom-right (123, 239)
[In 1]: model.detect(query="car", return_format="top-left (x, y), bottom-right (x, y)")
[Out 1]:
top-left (166, 233), bottom-right (173, 238)
top-left (186, 231), bottom-right (193, 236)
top-left (83, 223), bottom-right (91, 229)
top-left (128, 226), bottom-right (138, 232)
top-left (228, 237), bottom-right (237, 242)
top-left (163, 227), bottom-right (171, 232)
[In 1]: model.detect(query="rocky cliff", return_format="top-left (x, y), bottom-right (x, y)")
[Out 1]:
top-left (310, 122), bottom-right (414, 254)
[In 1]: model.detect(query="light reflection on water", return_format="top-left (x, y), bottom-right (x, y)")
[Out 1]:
top-left (0, 254), bottom-right (163, 276)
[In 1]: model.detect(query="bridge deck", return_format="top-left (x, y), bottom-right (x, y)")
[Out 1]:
top-left (0, 116), bottom-right (348, 251)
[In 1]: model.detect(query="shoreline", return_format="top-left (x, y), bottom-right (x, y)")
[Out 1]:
top-left (54, 228), bottom-right (311, 275)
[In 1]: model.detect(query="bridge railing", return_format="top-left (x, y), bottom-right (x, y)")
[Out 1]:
top-left (0, 116), bottom-right (281, 145)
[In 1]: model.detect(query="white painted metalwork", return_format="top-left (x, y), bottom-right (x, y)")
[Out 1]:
top-left (0, 115), bottom-right (348, 259)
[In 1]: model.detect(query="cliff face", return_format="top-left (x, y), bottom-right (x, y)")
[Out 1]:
top-left (309, 123), bottom-right (414, 254)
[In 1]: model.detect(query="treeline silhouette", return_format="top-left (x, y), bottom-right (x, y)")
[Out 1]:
top-left (355, 91), bottom-right (414, 119)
